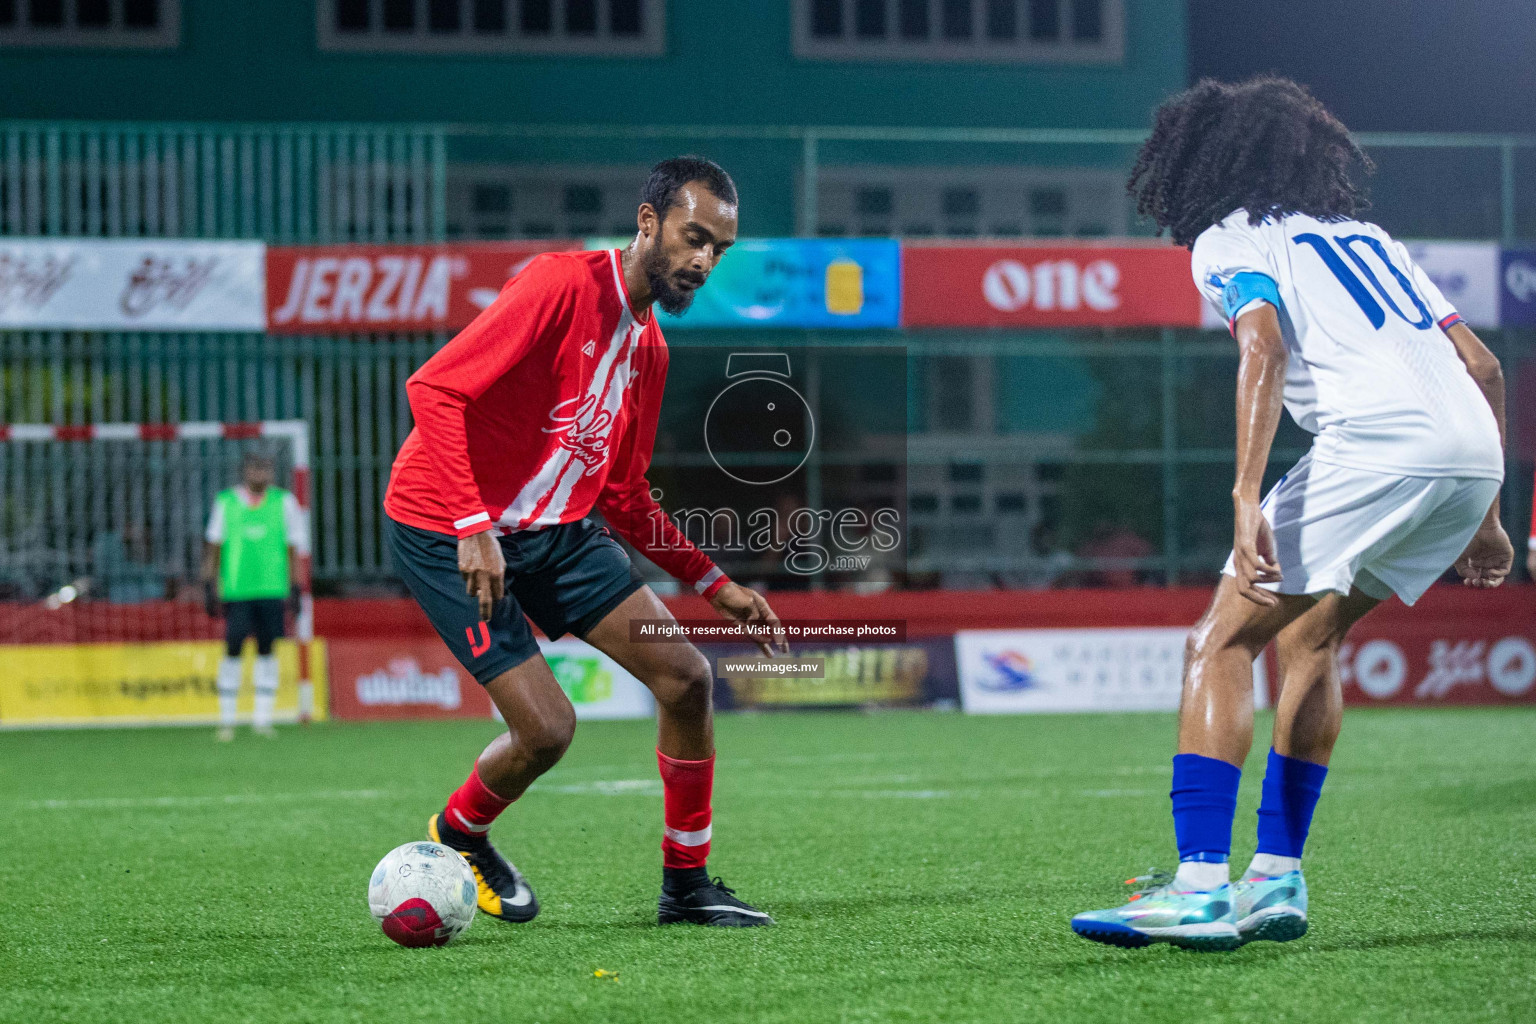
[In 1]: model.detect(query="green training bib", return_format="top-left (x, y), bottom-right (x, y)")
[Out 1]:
top-left (216, 487), bottom-right (291, 601)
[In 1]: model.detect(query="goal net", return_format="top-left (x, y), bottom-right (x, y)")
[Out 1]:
top-left (0, 420), bottom-right (321, 728)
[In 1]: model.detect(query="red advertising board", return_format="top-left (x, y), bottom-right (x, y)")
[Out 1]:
top-left (265, 241), bottom-right (579, 334)
top-left (326, 637), bottom-right (493, 720)
top-left (901, 242), bottom-right (1203, 328)
top-left (1334, 586), bottom-right (1536, 706)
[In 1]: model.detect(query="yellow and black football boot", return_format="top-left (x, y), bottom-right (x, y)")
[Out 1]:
top-left (427, 811), bottom-right (539, 923)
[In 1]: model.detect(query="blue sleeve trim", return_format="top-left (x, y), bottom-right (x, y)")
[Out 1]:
top-left (1222, 271), bottom-right (1281, 327)
top-left (1437, 312), bottom-right (1465, 331)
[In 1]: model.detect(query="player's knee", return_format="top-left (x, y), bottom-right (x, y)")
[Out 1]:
top-left (521, 704), bottom-right (576, 770)
top-left (1185, 628), bottom-right (1225, 668)
top-left (653, 656), bottom-right (713, 717)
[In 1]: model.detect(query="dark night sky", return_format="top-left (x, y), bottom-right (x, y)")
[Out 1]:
top-left (1187, 0), bottom-right (1536, 132)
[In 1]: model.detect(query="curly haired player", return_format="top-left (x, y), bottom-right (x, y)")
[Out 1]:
top-left (385, 157), bottom-right (787, 928)
top-left (1071, 78), bottom-right (1511, 951)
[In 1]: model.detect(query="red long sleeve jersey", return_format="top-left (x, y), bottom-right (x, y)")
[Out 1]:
top-left (384, 248), bottom-right (727, 599)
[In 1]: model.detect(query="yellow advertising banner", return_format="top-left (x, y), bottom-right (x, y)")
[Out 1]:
top-left (722, 645), bottom-right (927, 707)
top-left (0, 639), bottom-right (328, 727)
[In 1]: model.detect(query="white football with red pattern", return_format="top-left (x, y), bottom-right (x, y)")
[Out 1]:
top-left (368, 841), bottom-right (477, 948)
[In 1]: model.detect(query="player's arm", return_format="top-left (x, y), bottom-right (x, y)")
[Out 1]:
top-left (1230, 302), bottom-right (1288, 606)
top-left (1444, 322), bottom-right (1513, 588)
top-left (283, 491), bottom-right (312, 612)
top-left (596, 354), bottom-right (788, 656)
top-left (405, 259), bottom-right (571, 618)
top-left (201, 499), bottom-right (223, 618)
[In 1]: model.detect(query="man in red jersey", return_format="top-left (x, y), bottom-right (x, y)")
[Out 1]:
top-left (385, 157), bottom-right (786, 928)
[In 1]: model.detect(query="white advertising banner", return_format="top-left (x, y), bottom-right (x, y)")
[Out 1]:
top-left (1402, 241), bottom-right (1500, 329)
top-left (488, 638), bottom-right (655, 722)
top-left (0, 239), bottom-right (266, 330)
top-left (956, 628), bottom-right (1268, 714)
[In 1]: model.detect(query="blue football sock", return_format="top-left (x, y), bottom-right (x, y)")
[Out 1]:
top-left (1254, 747), bottom-right (1328, 859)
top-left (1170, 753), bottom-right (1242, 864)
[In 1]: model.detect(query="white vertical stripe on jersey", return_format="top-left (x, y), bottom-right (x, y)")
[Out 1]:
top-left (495, 282), bottom-right (637, 531)
top-left (529, 320), bottom-right (643, 527)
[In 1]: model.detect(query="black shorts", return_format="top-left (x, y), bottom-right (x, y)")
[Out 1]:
top-left (386, 516), bottom-right (645, 685)
top-left (225, 598), bottom-right (285, 657)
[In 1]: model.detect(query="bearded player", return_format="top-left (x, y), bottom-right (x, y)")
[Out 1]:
top-left (1071, 79), bottom-right (1511, 950)
top-left (384, 157), bottom-right (787, 928)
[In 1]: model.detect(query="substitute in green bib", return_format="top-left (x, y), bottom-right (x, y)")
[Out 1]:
top-left (201, 453), bottom-right (310, 741)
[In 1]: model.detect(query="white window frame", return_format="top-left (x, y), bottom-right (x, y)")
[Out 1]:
top-left (318, 0), bottom-right (665, 56)
top-left (0, 0), bottom-right (179, 49)
top-left (813, 165), bottom-right (1127, 239)
top-left (793, 0), bottom-right (1123, 64)
top-left (447, 163), bottom-right (651, 240)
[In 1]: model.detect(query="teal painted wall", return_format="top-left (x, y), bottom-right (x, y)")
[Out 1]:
top-left (0, 1), bottom-right (1184, 129)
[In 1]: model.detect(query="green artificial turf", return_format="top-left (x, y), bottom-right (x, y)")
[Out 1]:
top-left (2, 708), bottom-right (1533, 1023)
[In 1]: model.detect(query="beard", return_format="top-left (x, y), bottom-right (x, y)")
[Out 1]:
top-left (642, 245), bottom-right (702, 316)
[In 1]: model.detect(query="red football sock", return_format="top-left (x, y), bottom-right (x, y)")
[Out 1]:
top-left (658, 749), bottom-right (714, 869)
top-left (443, 763), bottom-right (514, 836)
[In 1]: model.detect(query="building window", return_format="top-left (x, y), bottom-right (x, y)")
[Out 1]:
top-left (814, 166), bottom-right (1123, 238)
top-left (447, 164), bottom-right (650, 240)
top-left (793, 0), bottom-right (1121, 62)
top-left (0, 0), bottom-right (177, 47)
top-left (320, 0), bottom-right (663, 54)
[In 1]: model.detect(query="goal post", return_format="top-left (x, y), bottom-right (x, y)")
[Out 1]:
top-left (0, 420), bottom-right (320, 728)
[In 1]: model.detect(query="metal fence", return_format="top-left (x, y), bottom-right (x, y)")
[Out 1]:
top-left (5, 120), bottom-right (1536, 242)
top-left (0, 122), bottom-right (446, 241)
top-left (4, 328), bottom-right (1532, 590)
top-left (2, 120), bottom-right (1534, 591)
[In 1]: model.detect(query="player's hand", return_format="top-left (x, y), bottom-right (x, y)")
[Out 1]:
top-left (459, 531), bottom-right (506, 621)
top-left (1232, 498), bottom-right (1282, 606)
top-left (1454, 522), bottom-right (1513, 589)
top-left (709, 581), bottom-right (790, 657)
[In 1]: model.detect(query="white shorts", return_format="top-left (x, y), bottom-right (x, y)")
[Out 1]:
top-left (1222, 453), bottom-right (1500, 606)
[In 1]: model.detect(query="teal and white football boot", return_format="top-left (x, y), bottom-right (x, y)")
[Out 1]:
top-left (1234, 869), bottom-right (1308, 944)
top-left (1071, 870), bottom-right (1242, 952)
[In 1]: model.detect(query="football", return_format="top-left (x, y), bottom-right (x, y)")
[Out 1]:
top-left (367, 841), bottom-right (478, 948)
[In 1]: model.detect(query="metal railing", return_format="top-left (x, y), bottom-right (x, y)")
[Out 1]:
top-left (0, 122), bottom-right (446, 241)
top-left (4, 120), bottom-right (1535, 242)
top-left (2, 120), bottom-right (1534, 589)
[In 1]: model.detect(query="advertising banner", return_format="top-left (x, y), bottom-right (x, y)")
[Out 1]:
top-left (1339, 612), bottom-right (1536, 706)
top-left (707, 642), bottom-right (934, 708)
top-left (902, 242), bottom-right (1200, 328)
top-left (1403, 241), bottom-right (1500, 328)
top-left (264, 241), bottom-right (579, 334)
top-left (0, 239), bottom-right (266, 330)
top-left (326, 638), bottom-right (495, 721)
top-left (956, 628), bottom-right (1268, 714)
top-left (0, 639), bottom-right (327, 727)
top-left (523, 638), bottom-right (655, 721)
top-left (1499, 247), bottom-right (1536, 327)
top-left (327, 636), bottom-right (652, 721)
top-left (645, 238), bottom-right (901, 329)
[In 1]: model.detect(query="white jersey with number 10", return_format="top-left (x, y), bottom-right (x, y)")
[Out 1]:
top-left (1191, 210), bottom-right (1502, 482)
